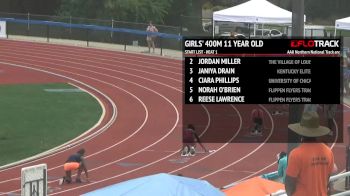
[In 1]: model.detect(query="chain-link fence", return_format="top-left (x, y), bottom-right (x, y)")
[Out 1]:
top-left (0, 12), bottom-right (182, 52)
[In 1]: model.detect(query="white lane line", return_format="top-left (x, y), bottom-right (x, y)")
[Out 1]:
top-left (0, 48), bottom-right (182, 77)
top-left (169, 104), bottom-right (243, 175)
top-left (0, 61), bottom-right (179, 195)
top-left (221, 169), bottom-right (257, 174)
top-left (225, 104), bottom-right (343, 187)
top-left (0, 48), bottom-right (181, 186)
top-left (198, 104), bottom-right (274, 180)
top-left (0, 52), bottom-right (182, 92)
top-left (0, 61), bottom-right (117, 175)
top-left (0, 39), bottom-right (181, 67)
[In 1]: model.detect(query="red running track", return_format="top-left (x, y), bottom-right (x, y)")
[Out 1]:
top-left (0, 39), bottom-right (347, 195)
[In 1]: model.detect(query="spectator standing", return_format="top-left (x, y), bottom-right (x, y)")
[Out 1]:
top-left (146, 21), bottom-right (158, 53)
top-left (277, 151), bottom-right (288, 183)
top-left (285, 111), bottom-right (335, 196)
top-left (324, 104), bottom-right (337, 135)
top-left (344, 68), bottom-right (350, 96)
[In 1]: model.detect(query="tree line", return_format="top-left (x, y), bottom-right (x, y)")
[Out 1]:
top-left (0, 0), bottom-right (349, 25)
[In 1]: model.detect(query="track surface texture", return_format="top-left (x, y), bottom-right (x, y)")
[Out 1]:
top-left (0, 39), bottom-right (347, 195)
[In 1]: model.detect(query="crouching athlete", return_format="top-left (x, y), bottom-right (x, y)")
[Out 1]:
top-left (181, 124), bottom-right (207, 156)
top-left (60, 148), bottom-right (89, 184)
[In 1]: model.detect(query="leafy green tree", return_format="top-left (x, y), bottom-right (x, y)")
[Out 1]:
top-left (58, 0), bottom-right (172, 24)
top-left (58, 0), bottom-right (104, 19)
top-left (304, 0), bottom-right (349, 24)
top-left (108, 0), bottom-right (172, 23)
top-left (0, 0), bottom-right (61, 15)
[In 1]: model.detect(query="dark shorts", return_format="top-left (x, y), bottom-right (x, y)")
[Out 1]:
top-left (253, 117), bottom-right (262, 125)
top-left (183, 137), bottom-right (195, 143)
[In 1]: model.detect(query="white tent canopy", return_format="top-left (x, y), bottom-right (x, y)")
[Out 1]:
top-left (213, 0), bottom-right (306, 24)
top-left (335, 16), bottom-right (350, 30)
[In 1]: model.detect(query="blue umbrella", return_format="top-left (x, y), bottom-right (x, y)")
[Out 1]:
top-left (83, 173), bottom-right (224, 196)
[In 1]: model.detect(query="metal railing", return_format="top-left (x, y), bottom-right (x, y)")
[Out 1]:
top-left (0, 12), bottom-right (183, 54)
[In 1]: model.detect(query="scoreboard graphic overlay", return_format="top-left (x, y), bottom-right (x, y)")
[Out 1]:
top-left (183, 38), bottom-right (343, 143)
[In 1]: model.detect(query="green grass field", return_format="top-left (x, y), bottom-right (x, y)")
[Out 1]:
top-left (0, 83), bottom-right (102, 166)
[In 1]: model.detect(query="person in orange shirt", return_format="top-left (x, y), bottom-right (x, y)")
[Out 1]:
top-left (285, 111), bottom-right (335, 196)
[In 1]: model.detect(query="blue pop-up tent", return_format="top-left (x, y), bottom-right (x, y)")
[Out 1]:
top-left (83, 173), bottom-right (224, 196)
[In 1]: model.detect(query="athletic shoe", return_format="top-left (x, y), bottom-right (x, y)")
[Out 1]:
top-left (251, 130), bottom-right (258, 136)
top-left (76, 179), bottom-right (82, 183)
top-left (189, 146), bottom-right (196, 156)
top-left (58, 178), bottom-right (64, 185)
top-left (60, 177), bottom-right (71, 184)
top-left (181, 146), bottom-right (189, 156)
top-left (65, 178), bottom-right (71, 184)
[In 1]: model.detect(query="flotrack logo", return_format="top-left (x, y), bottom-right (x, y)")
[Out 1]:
top-left (290, 40), bottom-right (339, 48)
